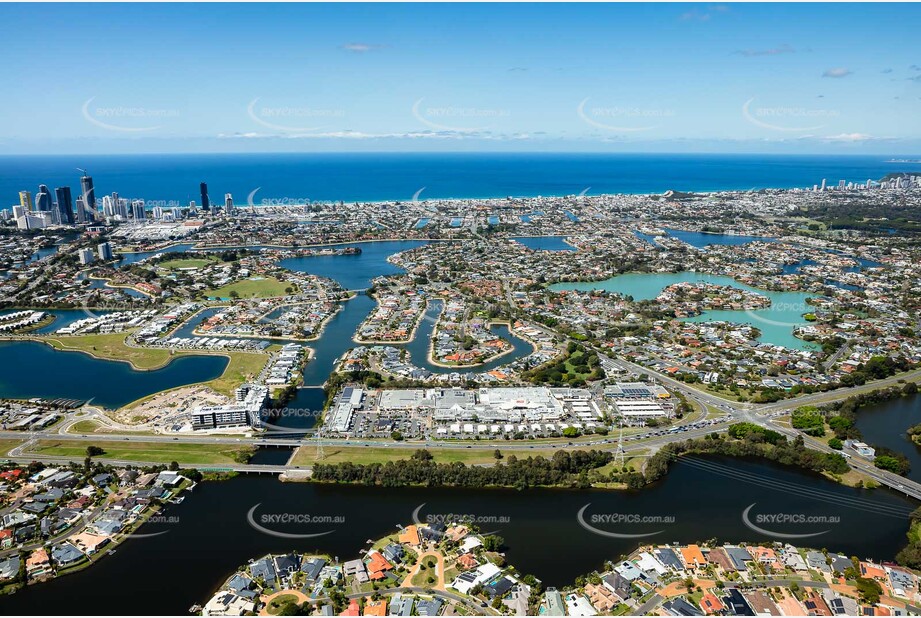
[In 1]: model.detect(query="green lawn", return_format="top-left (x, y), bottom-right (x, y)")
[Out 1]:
top-left (266, 594), bottom-right (300, 615)
top-left (207, 277), bottom-right (294, 299)
top-left (44, 332), bottom-right (178, 370)
top-left (0, 439), bottom-right (25, 457)
top-left (157, 257), bottom-right (218, 270)
top-left (290, 444), bottom-right (558, 467)
top-left (40, 331), bottom-right (269, 399)
top-left (28, 439), bottom-right (254, 465)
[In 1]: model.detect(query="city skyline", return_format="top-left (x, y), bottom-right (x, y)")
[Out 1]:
top-left (1, 2), bottom-right (920, 155)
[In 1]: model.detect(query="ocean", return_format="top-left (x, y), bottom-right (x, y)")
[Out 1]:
top-left (0, 152), bottom-right (916, 206)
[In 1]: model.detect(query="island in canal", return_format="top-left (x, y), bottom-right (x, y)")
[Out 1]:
top-left (199, 521), bottom-right (921, 616)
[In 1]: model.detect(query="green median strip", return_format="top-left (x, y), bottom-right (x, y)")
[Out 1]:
top-left (26, 440), bottom-right (255, 466)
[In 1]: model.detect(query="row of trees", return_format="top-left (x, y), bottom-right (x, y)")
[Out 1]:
top-left (311, 448), bottom-right (613, 490)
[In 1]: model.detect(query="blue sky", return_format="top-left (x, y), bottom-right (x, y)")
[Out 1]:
top-left (2, 2), bottom-right (919, 154)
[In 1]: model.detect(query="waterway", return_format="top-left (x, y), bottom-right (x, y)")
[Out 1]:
top-left (0, 455), bottom-right (913, 615)
top-left (550, 272), bottom-right (818, 351)
top-left (0, 341), bottom-right (227, 409)
top-left (402, 300), bottom-right (535, 375)
top-left (855, 394), bottom-right (921, 483)
top-left (663, 228), bottom-right (776, 248)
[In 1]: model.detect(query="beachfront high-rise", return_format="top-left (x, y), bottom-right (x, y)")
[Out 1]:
top-left (18, 190), bottom-right (32, 212)
top-left (54, 186), bottom-right (75, 225)
top-left (35, 185), bottom-right (53, 211)
top-left (79, 170), bottom-right (96, 218)
top-left (200, 182), bottom-right (210, 211)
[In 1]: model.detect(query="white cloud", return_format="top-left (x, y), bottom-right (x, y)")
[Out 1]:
top-left (736, 44), bottom-right (796, 57)
top-left (341, 43), bottom-right (383, 53)
top-left (822, 68), bottom-right (852, 78)
top-left (822, 132), bottom-right (875, 142)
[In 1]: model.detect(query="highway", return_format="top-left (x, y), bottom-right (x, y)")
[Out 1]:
top-left (5, 336), bottom-right (921, 503)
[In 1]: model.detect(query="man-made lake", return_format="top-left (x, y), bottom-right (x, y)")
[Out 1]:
top-left (0, 341), bottom-right (227, 409)
top-left (0, 455), bottom-right (912, 615)
top-left (550, 272), bottom-right (817, 351)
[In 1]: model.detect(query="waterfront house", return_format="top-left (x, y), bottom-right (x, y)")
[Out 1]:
top-left (654, 547), bottom-right (686, 572)
top-left (601, 572), bottom-right (632, 603)
top-left (680, 544), bottom-right (707, 570)
top-left (26, 547), bottom-right (51, 578)
top-left (806, 550), bottom-right (830, 572)
top-left (343, 558), bottom-right (368, 584)
top-left (273, 553), bottom-right (300, 579)
top-left (202, 591), bottom-right (255, 616)
top-left (249, 557), bottom-right (277, 584)
top-left (584, 582), bottom-right (618, 613)
top-left (457, 553), bottom-right (479, 570)
top-left (0, 556), bottom-right (20, 581)
top-left (613, 560), bottom-right (644, 582)
top-left (51, 543), bottom-right (85, 568)
top-left (723, 546), bottom-right (754, 572)
top-left (226, 573), bottom-right (254, 594)
top-left (544, 587), bottom-right (566, 616)
top-left (565, 593), bottom-right (598, 617)
top-left (70, 532), bottom-right (109, 555)
top-left (861, 561), bottom-right (888, 581)
top-left (380, 542), bottom-right (405, 564)
top-left (365, 551), bottom-right (393, 581)
top-left (301, 557), bottom-right (327, 582)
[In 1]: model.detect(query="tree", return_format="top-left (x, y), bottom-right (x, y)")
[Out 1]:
top-left (493, 449), bottom-right (503, 460)
top-left (85, 445), bottom-right (105, 457)
top-left (482, 535), bottom-right (504, 552)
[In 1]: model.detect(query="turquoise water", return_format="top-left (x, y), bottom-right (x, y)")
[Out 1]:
top-left (551, 272), bottom-right (817, 351)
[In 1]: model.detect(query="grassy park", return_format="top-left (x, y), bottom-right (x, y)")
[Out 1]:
top-left (156, 256), bottom-right (219, 270)
top-left (289, 444), bottom-right (558, 467)
top-left (28, 440), bottom-right (255, 465)
top-left (39, 331), bottom-right (270, 398)
top-left (206, 277), bottom-right (294, 299)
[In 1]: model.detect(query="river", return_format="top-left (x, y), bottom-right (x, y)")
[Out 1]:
top-left (0, 455), bottom-right (913, 615)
